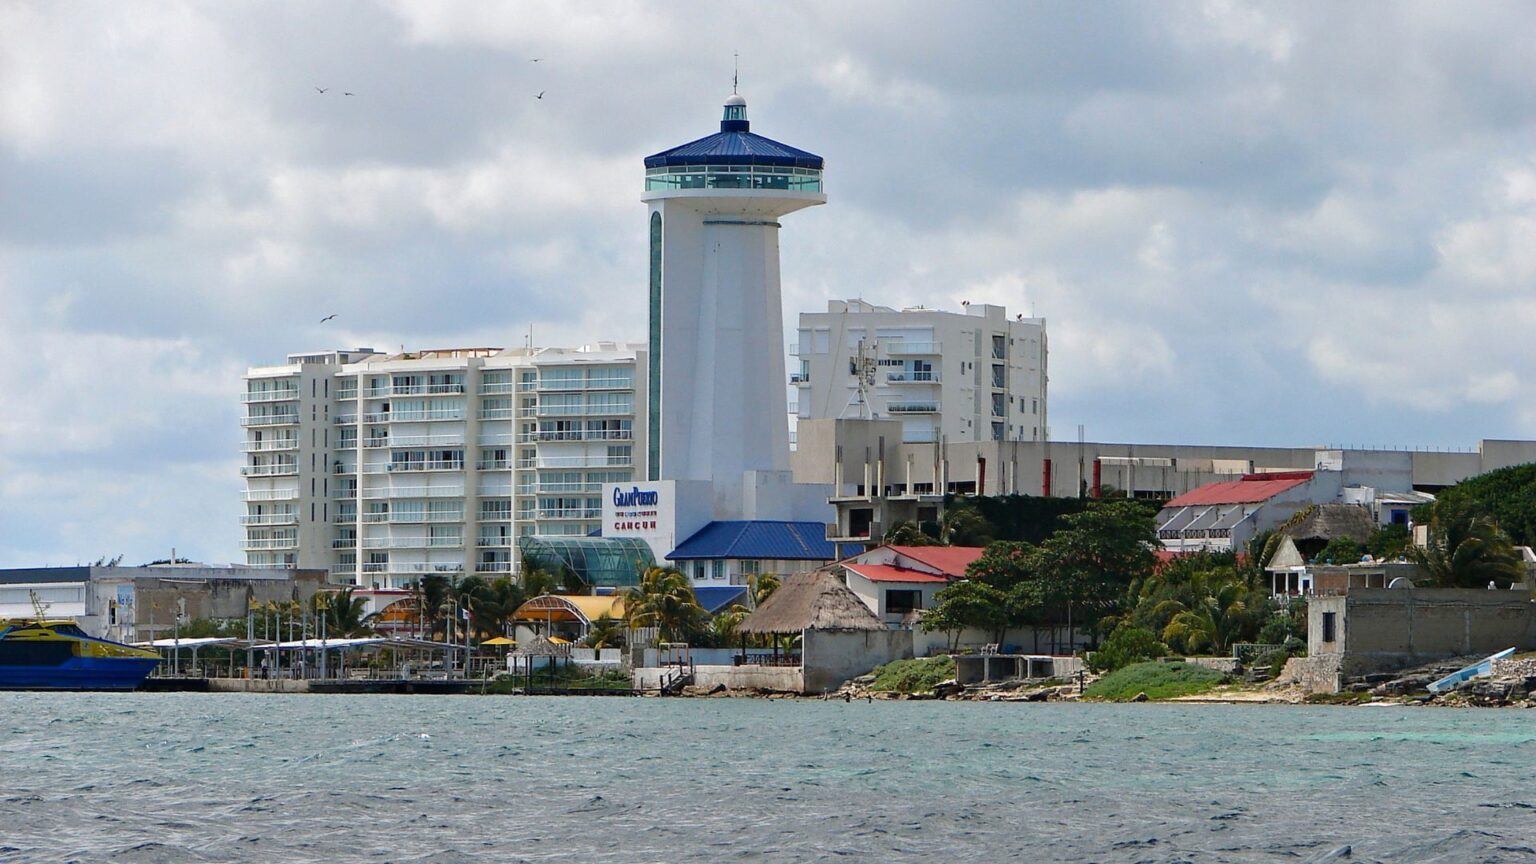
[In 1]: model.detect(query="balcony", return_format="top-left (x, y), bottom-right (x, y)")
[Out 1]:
top-left (477, 459), bottom-right (512, 471)
top-left (242, 414), bottom-right (299, 427)
top-left (241, 464), bottom-right (299, 477)
top-left (361, 563), bottom-right (387, 573)
top-left (331, 488), bottom-right (358, 499)
top-left (241, 389), bottom-right (300, 403)
top-left (381, 460), bottom-right (465, 473)
top-left (240, 513), bottom-right (298, 526)
top-left (331, 538), bottom-right (356, 548)
top-left (362, 512), bottom-right (465, 524)
top-left (363, 410), bottom-right (465, 423)
top-left (536, 482), bottom-right (604, 494)
top-left (360, 537), bottom-right (464, 549)
top-left (243, 489), bottom-right (299, 502)
top-left (363, 384), bottom-right (466, 397)
top-left (887, 403), bottom-right (939, 414)
top-left (401, 563), bottom-right (466, 574)
top-left (366, 434), bottom-right (465, 449)
top-left (475, 562), bottom-right (514, 573)
top-left (790, 372), bottom-right (809, 384)
top-left (360, 486), bottom-right (465, 499)
top-left (332, 510), bottom-right (357, 523)
top-left (535, 507), bottom-right (602, 520)
top-left (517, 429), bottom-right (632, 444)
top-left (535, 377), bottom-right (633, 392)
top-left (535, 405), bottom-right (632, 418)
top-left (478, 408), bottom-right (517, 420)
top-left (885, 341), bottom-right (941, 355)
top-left (478, 511), bottom-right (513, 523)
top-left (517, 455), bottom-right (633, 469)
top-left (336, 389), bottom-right (358, 401)
top-left (243, 438), bottom-right (300, 452)
top-left (334, 414), bottom-right (358, 425)
top-left (240, 537), bottom-right (299, 551)
top-left (478, 433), bottom-right (517, 447)
top-left (476, 536), bottom-right (513, 547)
top-left (887, 371), bottom-right (940, 383)
top-left (481, 381), bottom-right (517, 395)
top-left (825, 521), bottom-right (882, 542)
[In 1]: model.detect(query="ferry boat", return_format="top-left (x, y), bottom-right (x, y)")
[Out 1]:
top-left (0, 619), bottom-right (161, 690)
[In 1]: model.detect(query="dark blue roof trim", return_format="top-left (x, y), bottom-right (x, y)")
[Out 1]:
top-left (667, 521), bottom-right (840, 561)
top-left (644, 131), bottom-right (824, 170)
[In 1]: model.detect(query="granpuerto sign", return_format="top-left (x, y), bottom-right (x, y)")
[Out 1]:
top-left (612, 486), bottom-right (659, 508)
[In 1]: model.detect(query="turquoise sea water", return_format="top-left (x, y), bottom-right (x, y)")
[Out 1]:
top-left (2, 694), bottom-right (1534, 862)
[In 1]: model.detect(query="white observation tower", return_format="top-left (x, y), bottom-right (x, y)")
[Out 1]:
top-left (642, 94), bottom-right (826, 518)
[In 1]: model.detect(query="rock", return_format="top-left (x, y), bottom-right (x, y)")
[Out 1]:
top-left (1131, 691), bottom-right (1149, 702)
top-left (852, 674), bottom-right (876, 685)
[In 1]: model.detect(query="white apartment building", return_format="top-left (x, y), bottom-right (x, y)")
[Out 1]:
top-left (793, 300), bottom-right (1048, 445)
top-left (241, 343), bottom-right (647, 588)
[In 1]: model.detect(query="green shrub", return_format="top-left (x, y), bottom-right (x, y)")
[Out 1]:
top-left (1087, 623), bottom-right (1168, 673)
top-left (1083, 660), bottom-right (1226, 701)
top-left (869, 656), bottom-right (957, 694)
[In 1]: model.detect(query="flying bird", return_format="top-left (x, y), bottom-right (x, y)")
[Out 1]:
top-left (320, 314), bottom-right (338, 323)
top-left (343, 92), bottom-right (355, 96)
top-left (536, 91), bottom-right (545, 99)
top-left (530, 58), bottom-right (544, 63)
top-left (315, 86), bottom-right (329, 94)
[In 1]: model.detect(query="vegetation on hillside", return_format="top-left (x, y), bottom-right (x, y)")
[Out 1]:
top-left (1083, 661), bottom-right (1227, 701)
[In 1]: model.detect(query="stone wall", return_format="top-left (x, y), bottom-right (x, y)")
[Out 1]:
top-left (1310, 589), bottom-right (1536, 662)
top-left (803, 629), bottom-right (913, 694)
top-left (1279, 655), bottom-right (1343, 694)
top-left (631, 664), bottom-right (803, 693)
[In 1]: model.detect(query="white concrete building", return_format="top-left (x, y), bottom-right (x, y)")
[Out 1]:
top-left (242, 343), bottom-right (647, 587)
top-left (793, 299), bottom-right (1047, 445)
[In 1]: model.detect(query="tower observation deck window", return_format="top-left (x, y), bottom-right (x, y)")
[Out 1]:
top-left (645, 165), bottom-right (822, 193)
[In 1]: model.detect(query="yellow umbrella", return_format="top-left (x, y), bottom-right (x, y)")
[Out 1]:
top-left (481, 636), bottom-right (516, 646)
top-left (547, 636), bottom-right (571, 645)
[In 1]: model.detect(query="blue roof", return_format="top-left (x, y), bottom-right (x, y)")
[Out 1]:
top-left (644, 98), bottom-right (823, 170)
top-left (693, 586), bottom-right (749, 615)
top-left (667, 521), bottom-right (840, 562)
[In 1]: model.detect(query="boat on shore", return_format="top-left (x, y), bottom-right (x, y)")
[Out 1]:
top-left (0, 618), bottom-right (162, 691)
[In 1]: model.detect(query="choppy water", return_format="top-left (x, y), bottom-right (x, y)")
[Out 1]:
top-left (2, 694), bottom-right (1535, 862)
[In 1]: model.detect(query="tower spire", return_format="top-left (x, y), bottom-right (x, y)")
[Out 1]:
top-left (733, 51), bottom-right (739, 95)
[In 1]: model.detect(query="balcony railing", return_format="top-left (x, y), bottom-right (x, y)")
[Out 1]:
top-left (517, 429), bottom-right (632, 444)
top-left (535, 508), bottom-right (602, 520)
top-left (516, 455), bottom-right (633, 469)
top-left (243, 438), bottom-right (301, 453)
top-left (360, 486), bottom-right (465, 499)
top-left (241, 389), bottom-right (300, 403)
top-left (479, 485), bottom-right (515, 498)
top-left (336, 389), bottom-right (358, 400)
top-left (362, 410), bottom-right (465, 423)
top-left (239, 513), bottom-right (298, 526)
top-left (477, 460), bottom-right (512, 471)
top-left (885, 341), bottom-right (941, 355)
top-left (480, 382), bottom-right (517, 394)
top-left (475, 562), bottom-right (514, 573)
top-left (379, 461), bottom-right (465, 473)
top-left (242, 414), bottom-right (299, 427)
top-left (536, 482), bottom-right (605, 494)
top-left (331, 538), bottom-right (356, 548)
top-left (240, 537), bottom-right (299, 550)
top-left (402, 563), bottom-right (466, 574)
top-left (243, 489), bottom-right (299, 501)
top-left (331, 488), bottom-right (358, 499)
top-left (535, 405), bottom-right (632, 418)
top-left (478, 409), bottom-right (517, 420)
top-left (476, 537), bottom-right (513, 547)
top-left (241, 464), bottom-right (299, 477)
top-left (361, 512), bottom-right (465, 524)
top-left (886, 371), bottom-right (940, 383)
top-left (332, 511), bottom-right (357, 523)
top-left (790, 372), bottom-right (809, 384)
top-left (360, 537), bottom-right (464, 549)
top-left (533, 377), bottom-right (633, 392)
top-left (364, 434), bottom-right (465, 449)
top-left (363, 384), bottom-right (466, 397)
top-left (887, 403), bottom-right (939, 414)
top-left (478, 511), bottom-right (513, 522)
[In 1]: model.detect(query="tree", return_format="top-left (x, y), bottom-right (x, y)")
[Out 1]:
top-left (883, 521), bottom-right (940, 546)
top-left (623, 566), bottom-right (707, 642)
top-left (582, 615), bottom-right (626, 649)
top-left (1159, 573), bottom-right (1254, 655)
top-left (1314, 536), bottom-right (1367, 565)
top-left (1026, 499), bottom-right (1158, 651)
top-left (938, 500), bottom-right (995, 547)
top-left (1427, 463), bottom-right (1536, 548)
top-left (747, 572), bottom-right (781, 609)
top-left (921, 579), bottom-right (1009, 651)
top-left (414, 574), bottom-right (454, 638)
top-left (1413, 512), bottom-right (1525, 589)
top-left (1367, 523), bottom-right (1411, 561)
top-left (1087, 623), bottom-right (1167, 673)
top-left (313, 586), bottom-right (372, 636)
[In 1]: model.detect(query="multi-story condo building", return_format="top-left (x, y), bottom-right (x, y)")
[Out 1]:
top-left (241, 343), bottom-right (647, 587)
top-left (792, 299), bottom-right (1048, 445)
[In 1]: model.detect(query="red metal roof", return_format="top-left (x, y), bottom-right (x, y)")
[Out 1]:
top-left (1163, 472), bottom-right (1314, 508)
top-left (845, 563), bottom-right (950, 584)
top-left (886, 545), bottom-right (986, 578)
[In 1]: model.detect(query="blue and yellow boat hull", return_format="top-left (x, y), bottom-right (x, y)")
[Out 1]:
top-left (0, 619), bottom-right (161, 691)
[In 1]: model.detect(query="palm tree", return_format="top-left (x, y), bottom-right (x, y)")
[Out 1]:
top-left (582, 615), bottom-right (626, 649)
top-left (747, 572), bottom-right (781, 609)
top-left (1159, 574), bottom-right (1253, 655)
top-left (314, 586), bottom-right (372, 636)
top-left (883, 521), bottom-right (939, 546)
top-left (623, 566), bottom-right (707, 643)
top-left (1413, 514), bottom-right (1525, 589)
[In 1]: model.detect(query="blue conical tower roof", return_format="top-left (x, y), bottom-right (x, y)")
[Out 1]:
top-left (644, 95), bottom-right (823, 170)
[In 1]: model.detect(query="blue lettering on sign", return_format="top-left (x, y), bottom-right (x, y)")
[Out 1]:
top-left (613, 486), bottom-right (659, 507)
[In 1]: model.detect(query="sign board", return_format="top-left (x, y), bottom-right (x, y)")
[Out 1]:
top-left (602, 480), bottom-right (678, 565)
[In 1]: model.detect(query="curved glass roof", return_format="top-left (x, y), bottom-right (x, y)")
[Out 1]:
top-left (517, 536), bottom-right (655, 588)
top-left (644, 96), bottom-right (824, 170)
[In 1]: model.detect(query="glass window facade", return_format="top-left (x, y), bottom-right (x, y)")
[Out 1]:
top-left (517, 536), bottom-right (657, 588)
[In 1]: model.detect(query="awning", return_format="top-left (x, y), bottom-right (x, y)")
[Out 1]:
top-left (481, 636), bottom-right (516, 646)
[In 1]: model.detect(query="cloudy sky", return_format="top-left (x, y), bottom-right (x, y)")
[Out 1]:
top-left (3, 1), bottom-right (1535, 566)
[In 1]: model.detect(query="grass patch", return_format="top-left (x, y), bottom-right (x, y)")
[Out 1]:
top-left (1084, 661), bottom-right (1227, 702)
top-left (870, 656), bottom-right (956, 694)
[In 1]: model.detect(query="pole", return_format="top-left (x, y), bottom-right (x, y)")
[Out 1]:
top-left (246, 603), bottom-right (254, 679)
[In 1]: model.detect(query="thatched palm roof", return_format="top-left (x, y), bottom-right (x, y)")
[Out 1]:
top-left (511, 635), bottom-right (572, 658)
top-left (1281, 504), bottom-right (1376, 543)
top-left (737, 569), bottom-right (885, 635)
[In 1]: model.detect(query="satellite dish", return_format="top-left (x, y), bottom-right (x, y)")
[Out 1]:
top-left (1387, 577), bottom-right (1415, 589)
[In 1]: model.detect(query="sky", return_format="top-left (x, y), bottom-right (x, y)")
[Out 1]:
top-left (3, 1), bottom-right (1535, 567)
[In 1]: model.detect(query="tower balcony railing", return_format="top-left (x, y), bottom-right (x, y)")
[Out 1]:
top-left (362, 410), bottom-right (465, 423)
top-left (536, 482), bottom-right (604, 494)
top-left (242, 415), bottom-right (299, 427)
top-left (479, 484), bottom-right (515, 498)
top-left (331, 488), bottom-right (358, 499)
top-left (478, 511), bottom-right (513, 523)
top-left (885, 342), bottom-right (942, 355)
top-left (518, 429), bottom-right (633, 444)
top-left (335, 414), bottom-right (358, 425)
top-left (240, 537), bottom-right (299, 550)
top-left (476, 536), bottom-right (513, 547)
top-left (361, 512), bottom-right (465, 524)
top-left (533, 377), bottom-right (634, 392)
top-left (243, 489), bottom-right (300, 501)
top-left (240, 513), bottom-right (298, 526)
top-left (365, 434), bottom-right (465, 449)
top-left (241, 464), bottom-right (299, 477)
top-left (887, 371), bottom-right (940, 383)
top-left (332, 510), bottom-right (357, 523)
top-left (331, 538), bottom-right (356, 548)
top-left (478, 408), bottom-right (517, 420)
top-left (515, 455), bottom-right (632, 469)
top-left (360, 537), bottom-right (464, 550)
top-left (359, 486), bottom-right (465, 499)
top-left (478, 433), bottom-right (517, 446)
top-left (243, 438), bottom-right (300, 452)
top-left (790, 372), bottom-right (809, 384)
top-left (480, 382), bottom-right (517, 395)
top-left (241, 389), bottom-right (300, 403)
top-left (475, 562), bottom-right (514, 573)
top-left (535, 507), bottom-right (602, 520)
top-left (477, 459), bottom-right (512, 471)
top-left (888, 403), bottom-right (940, 414)
top-left (402, 563), bottom-right (466, 574)
top-left (379, 460), bottom-right (465, 473)
top-left (644, 164), bottom-right (822, 192)
top-left (535, 405), bottom-right (633, 418)
top-left (363, 384), bottom-right (466, 397)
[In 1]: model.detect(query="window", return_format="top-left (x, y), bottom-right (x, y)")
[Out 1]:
top-left (1322, 612), bottom-right (1337, 643)
top-left (711, 560), bottom-right (726, 581)
top-left (886, 590), bottom-right (922, 614)
top-left (739, 560), bottom-right (761, 576)
top-left (991, 334), bottom-right (1006, 359)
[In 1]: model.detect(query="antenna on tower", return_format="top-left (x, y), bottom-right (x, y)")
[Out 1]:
top-left (839, 338), bottom-right (879, 420)
top-left (733, 51), bottom-right (739, 94)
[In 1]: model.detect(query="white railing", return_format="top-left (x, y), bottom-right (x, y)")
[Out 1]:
top-left (536, 508), bottom-right (601, 520)
top-left (242, 414), bottom-right (298, 427)
top-left (402, 563), bottom-right (466, 574)
top-left (240, 513), bottom-right (298, 525)
top-left (516, 456), bottom-right (632, 469)
top-left (336, 389), bottom-right (358, 400)
top-left (536, 482), bottom-right (604, 494)
top-left (241, 389), bottom-right (300, 403)
top-left (478, 511), bottom-right (513, 522)
top-left (240, 537), bottom-right (299, 550)
top-left (479, 486), bottom-right (515, 498)
top-left (243, 489), bottom-right (300, 501)
top-left (361, 537), bottom-right (464, 549)
top-left (885, 341), bottom-right (941, 354)
top-left (359, 486), bottom-right (465, 499)
top-left (476, 537), bottom-right (513, 547)
top-left (241, 464), bottom-right (298, 477)
top-left (887, 371), bottom-right (940, 383)
top-left (363, 410), bottom-right (464, 423)
top-left (363, 384), bottom-right (466, 397)
top-left (517, 430), bottom-right (632, 443)
top-left (477, 434), bottom-right (517, 446)
top-left (480, 382), bottom-right (517, 394)
top-left (332, 511), bottom-right (357, 523)
top-left (535, 377), bottom-right (633, 392)
top-left (331, 538), bottom-right (355, 548)
top-left (536, 405), bottom-right (632, 417)
top-left (475, 562), bottom-right (513, 573)
top-left (331, 488), bottom-right (358, 499)
top-left (243, 438), bottom-right (301, 452)
top-left (383, 461), bottom-right (465, 473)
top-left (478, 409), bottom-right (517, 420)
top-left (477, 460), bottom-right (513, 471)
top-left (361, 512), bottom-right (465, 524)
top-left (334, 414), bottom-right (358, 424)
top-left (887, 403), bottom-right (939, 414)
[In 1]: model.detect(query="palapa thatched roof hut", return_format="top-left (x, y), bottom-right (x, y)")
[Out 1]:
top-left (737, 569), bottom-right (885, 636)
top-left (1281, 503), bottom-right (1376, 544)
top-left (511, 634), bottom-right (572, 659)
